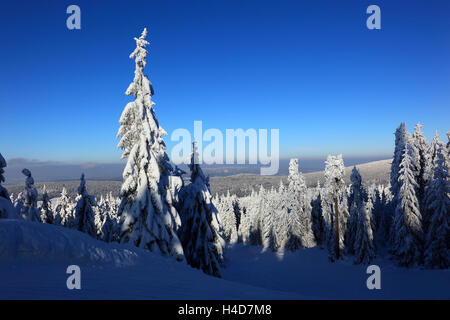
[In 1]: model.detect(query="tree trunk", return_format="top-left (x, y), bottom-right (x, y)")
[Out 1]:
top-left (334, 197), bottom-right (340, 260)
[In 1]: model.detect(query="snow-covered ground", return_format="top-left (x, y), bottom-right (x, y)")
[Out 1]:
top-left (0, 220), bottom-right (302, 299)
top-left (223, 244), bottom-right (450, 299)
top-left (0, 219), bottom-right (447, 299)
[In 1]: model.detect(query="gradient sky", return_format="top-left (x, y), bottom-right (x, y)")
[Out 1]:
top-left (1, 0), bottom-right (449, 163)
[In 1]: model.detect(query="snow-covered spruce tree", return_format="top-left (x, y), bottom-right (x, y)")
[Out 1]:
top-left (18, 169), bottom-right (40, 221)
top-left (262, 187), bottom-right (277, 251)
top-left (116, 28), bottom-right (183, 260)
top-left (0, 153), bottom-right (10, 200)
top-left (412, 123), bottom-right (431, 208)
top-left (311, 181), bottom-right (325, 246)
top-left (389, 123), bottom-right (413, 245)
top-left (423, 142), bottom-right (449, 269)
top-left (272, 181), bottom-right (290, 251)
top-left (285, 159), bottom-right (315, 251)
top-left (219, 191), bottom-right (238, 244)
top-left (391, 142), bottom-right (423, 267)
top-left (390, 123), bottom-right (409, 199)
top-left (238, 204), bottom-right (252, 244)
top-left (74, 174), bottom-right (97, 237)
top-left (0, 153), bottom-right (16, 219)
top-left (179, 142), bottom-right (225, 277)
top-left (40, 185), bottom-right (54, 224)
top-left (56, 187), bottom-right (73, 227)
top-left (353, 197), bottom-right (376, 264)
top-left (423, 131), bottom-right (444, 233)
top-left (249, 185), bottom-right (265, 246)
top-left (345, 167), bottom-right (368, 255)
top-left (323, 155), bottom-right (349, 261)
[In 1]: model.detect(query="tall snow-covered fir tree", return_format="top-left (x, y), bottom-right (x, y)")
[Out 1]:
top-left (272, 181), bottom-right (290, 251)
top-left (285, 158), bottom-right (315, 250)
top-left (179, 142), bottom-right (225, 277)
top-left (345, 167), bottom-right (368, 255)
top-left (219, 191), bottom-right (238, 244)
top-left (17, 168), bottom-right (40, 222)
top-left (74, 173), bottom-right (97, 237)
top-left (391, 142), bottom-right (423, 267)
top-left (116, 28), bottom-right (184, 260)
top-left (412, 122), bottom-right (431, 208)
top-left (391, 123), bottom-right (409, 199)
top-left (353, 197), bottom-right (376, 264)
top-left (40, 185), bottom-right (54, 224)
top-left (311, 182), bottom-right (325, 246)
top-left (249, 185), bottom-right (265, 246)
top-left (322, 155), bottom-right (348, 261)
top-left (423, 139), bottom-right (449, 269)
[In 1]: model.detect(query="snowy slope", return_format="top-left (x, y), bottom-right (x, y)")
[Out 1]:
top-left (0, 220), bottom-right (303, 299)
top-left (222, 244), bottom-right (450, 300)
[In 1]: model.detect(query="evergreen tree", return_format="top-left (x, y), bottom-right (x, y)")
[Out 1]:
top-left (0, 153), bottom-right (15, 219)
top-left (56, 187), bottom-right (73, 227)
top-left (249, 185), bottom-right (265, 246)
top-left (219, 191), bottom-right (238, 244)
top-left (0, 153), bottom-right (10, 200)
top-left (285, 158), bottom-right (315, 250)
top-left (74, 174), bottom-right (97, 237)
top-left (179, 142), bottom-right (225, 277)
top-left (390, 123), bottom-right (409, 200)
top-left (391, 142), bottom-right (423, 267)
top-left (262, 187), bottom-right (275, 251)
top-left (323, 155), bottom-right (348, 261)
top-left (272, 181), bottom-right (290, 251)
top-left (17, 169), bottom-right (40, 221)
top-left (311, 181), bottom-right (325, 246)
top-left (353, 197), bottom-right (376, 264)
top-left (40, 185), bottom-right (54, 224)
top-left (116, 29), bottom-right (184, 260)
top-left (412, 122), bottom-right (431, 208)
top-left (345, 167), bottom-right (368, 255)
top-left (423, 142), bottom-right (449, 269)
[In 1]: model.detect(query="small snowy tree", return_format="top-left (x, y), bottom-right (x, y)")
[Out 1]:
top-left (55, 187), bottom-right (73, 227)
top-left (391, 142), bottom-right (423, 267)
top-left (40, 186), bottom-right (54, 224)
top-left (423, 143), bottom-right (449, 269)
top-left (74, 174), bottom-right (97, 237)
top-left (17, 169), bottom-right (40, 221)
top-left (179, 142), bottom-right (225, 277)
top-left (116, 28), bottom-right (184, 260)
top-left (0, 153), bottom-right (16, 219)
top-left (0, 153), bottom-right (9, 200)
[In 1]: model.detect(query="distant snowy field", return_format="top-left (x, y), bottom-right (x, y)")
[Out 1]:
top-left (0, 219), bottom-right (447, 299)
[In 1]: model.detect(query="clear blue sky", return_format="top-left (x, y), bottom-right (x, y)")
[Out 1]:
top-left (1, 0), bottom-right (449, 163)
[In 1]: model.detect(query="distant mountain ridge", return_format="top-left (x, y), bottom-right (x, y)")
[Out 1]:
top-left (5, 159), bottom-right (391, 199)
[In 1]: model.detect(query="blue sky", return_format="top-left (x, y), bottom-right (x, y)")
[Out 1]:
top-left (1, 0), bottom-right (449, 163)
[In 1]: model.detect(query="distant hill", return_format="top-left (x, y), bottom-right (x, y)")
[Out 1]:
top-left (209, 159), bottom-right (392, 197)
top-left (5, 159), bottom-right (391, 199)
